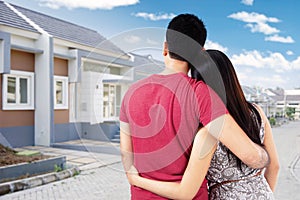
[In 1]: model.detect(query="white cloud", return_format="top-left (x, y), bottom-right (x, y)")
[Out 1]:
top-left (291, 56), bottom-right (300, 70)
top-left (265, 34), bottom-right (295, 43)
top-left (228, 11), bottom-right (280, 24)
top-left (38, 0), bottom-right (139, 10)
top-left (245, 68), bottom-right (253, 73)
top-left (286, 50), bottom-right (294, 55)
top-left (233, 51), bottom-right (300, 89)
top-left (132, 12), bottom-right (176, 21)
top-left (236, 71), bottom-right (248, 82)
top-left (257, 75), bottom-right (286, 84)
top-left (245, 22), bottom-right (280, 35)
top-left (237, 71), bottom-right (286, 88)
top-left (241, 0), bottom-right (254, 6)
top-left (231, 50), bottom-right (292, 71)
top-left (228, 11), bottom-right (294, 44)
top-left (204, 40), bottom-right (228, 53)
top-left (228, 11), bottom-right (281, 35)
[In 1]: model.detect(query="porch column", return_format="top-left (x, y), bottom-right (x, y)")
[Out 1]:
top-left (34, 35), bottom-right (54, 146)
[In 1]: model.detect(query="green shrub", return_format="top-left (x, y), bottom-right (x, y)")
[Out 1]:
top-left (54, 164), bottom-right (63, 172)
top-left (269, 117), bottom-right (276, 126)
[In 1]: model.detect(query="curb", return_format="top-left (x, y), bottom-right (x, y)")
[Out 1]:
top-left (0, 166), bottom-right (80, 196)
top-left (0, 155), bottom-right (66, 183)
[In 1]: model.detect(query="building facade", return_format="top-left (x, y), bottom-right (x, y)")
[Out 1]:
top-left (265, 88), bottom-right (300, 120)
top-left (242, 86), bottom-right (277, 118)
top-left (243, 86), bottom-right (300, 120)
top-left (0, 1), bottom-right (143, 147)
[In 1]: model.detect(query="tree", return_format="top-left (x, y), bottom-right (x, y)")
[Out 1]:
top-left (286, 107), bottom-right (295, 119)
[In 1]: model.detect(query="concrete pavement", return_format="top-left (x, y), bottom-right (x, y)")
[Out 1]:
top-left (14, 139), bottom-right (122, 171)
top-left (0, 121), bottom-right (299, 199)
top-left (0, 139), bottom-right (129, 199)
top-left (272, 120), bottom-right (300, 199)
top-left (0, 162), bottom-right (130, 200)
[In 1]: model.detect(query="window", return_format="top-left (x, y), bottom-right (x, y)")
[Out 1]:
top-left (288, 103), bottom-right (299, 106)
top-left (103, 84), bottom-right (121, 120)
top-left (2, 70), bottom-right (34, 110)
top-left (54, 76), bottom-right (68, 109)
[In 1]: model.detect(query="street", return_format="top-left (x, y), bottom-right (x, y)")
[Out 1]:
top-left (1, 121), bottom-right (299, 200)
top-left (273, 120), bottom-right (300, 199)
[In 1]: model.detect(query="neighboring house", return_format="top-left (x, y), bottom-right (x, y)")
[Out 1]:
top-left (0, 1), bottom-right (153, 147)
top-left (285, 90), bottom-right (300, 120)
top-left (242, 85), bottom-right (276, 118)
top-left (264, 88), bottom-right (285, 117)
top-left (265, 88), bottom-right (300, 120)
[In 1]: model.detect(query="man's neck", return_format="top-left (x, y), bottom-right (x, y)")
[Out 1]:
top-left (160, 67), bottom-right (178, 75)
top-left (160, 58), bottom-right (189, 75)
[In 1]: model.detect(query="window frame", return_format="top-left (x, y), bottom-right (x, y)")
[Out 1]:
top-left (102, 83), bottom-right (119, 121)
top-left (54, 75), bottom-right (69, 110)
top-left (2, 70), bottom-right (34, 110)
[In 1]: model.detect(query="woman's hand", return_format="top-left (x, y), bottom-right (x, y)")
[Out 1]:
top-left (126, 165), bottom-right (139, 185)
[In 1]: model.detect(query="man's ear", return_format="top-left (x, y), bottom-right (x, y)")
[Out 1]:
top-left (163, 42), bottom-right (168, 56)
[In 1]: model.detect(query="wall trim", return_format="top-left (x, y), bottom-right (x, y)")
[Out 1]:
top-left (0, 31), bottom-right (11, 74)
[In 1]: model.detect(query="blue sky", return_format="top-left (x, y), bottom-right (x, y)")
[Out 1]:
top-left (5, 0), bottom-right (300, 89)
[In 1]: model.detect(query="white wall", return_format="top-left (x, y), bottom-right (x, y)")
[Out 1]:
top-left (80, 71), bottom-right (103, 124)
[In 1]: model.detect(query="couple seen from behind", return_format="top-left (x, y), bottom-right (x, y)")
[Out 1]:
top-left (120, 13), bottom-right (279, 200)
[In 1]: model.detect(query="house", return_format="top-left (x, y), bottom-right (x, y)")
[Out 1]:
top-left (264, 88), bottom-right (285, 117)
top-left (0, 1), bottom-right (164, 147)
top-left (242, 85), bottom-right (276, 117)
top-left (265, 88), bottom-right (300, 120)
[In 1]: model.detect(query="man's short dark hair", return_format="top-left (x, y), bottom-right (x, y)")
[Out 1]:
top-left (166, 14), bottom-right (207, 61)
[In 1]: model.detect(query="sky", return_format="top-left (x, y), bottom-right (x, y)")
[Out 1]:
top-left (4, 0), bottom-right (300, 89)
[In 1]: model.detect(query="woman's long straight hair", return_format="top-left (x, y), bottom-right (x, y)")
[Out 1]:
top-left (191, 49), bottom-right (263, 169)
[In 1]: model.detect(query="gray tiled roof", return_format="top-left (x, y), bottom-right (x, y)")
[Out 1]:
top-left (242, 85), bottom-right (257, 96)
top-left (272, 95), bottom-right (284, 102)
top-left (267, 88), bottom-right (285, 96)
top-left (286, 95), bottom-right (300, 101)
top-left (0, 1), bottom-right (124, 54)
top-left (131, 53), bottom-right (164, 74)
top-left (14, 5), bottom-right (124, 54)
top-left (0, 1), bottom-right (37, 32)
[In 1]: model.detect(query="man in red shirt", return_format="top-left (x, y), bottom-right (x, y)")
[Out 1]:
top-left (120, 14), bottom-right (269, 199)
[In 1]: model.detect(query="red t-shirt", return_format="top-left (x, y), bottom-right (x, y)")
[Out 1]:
top-left (120, 72), bottom-right (227, 200)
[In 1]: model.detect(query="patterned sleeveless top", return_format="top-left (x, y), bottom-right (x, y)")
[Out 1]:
top-left (206, 108), bottom-right (274, 200)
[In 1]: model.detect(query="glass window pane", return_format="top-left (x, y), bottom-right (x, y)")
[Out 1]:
top-left (116, 85), bottom-right (121, 117)
top-left (116, 85), bottom-right (121, 105)
top-left (109, 85), bottom-right (115, 117)
top-left (56, 81), bottom-right (63, 104)
top-left (7, 77), bottom-right (16, 103)
top-left (103, 84), bottom-right (109, 118)
top-left (103, 84), bottom-right (117, 118)
top-left (20, 78), bottom-right (28, 104)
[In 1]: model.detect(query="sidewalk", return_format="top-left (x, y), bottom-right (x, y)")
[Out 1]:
top-left (16, 139), bottom-right (122, 171)
top-left (0, 139), bottom-right (124, 198)
top-left (0, 162), bottom-right (130, 200)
